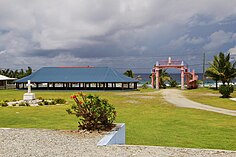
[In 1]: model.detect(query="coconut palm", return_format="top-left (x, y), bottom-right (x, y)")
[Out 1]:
top-left (150, 68), bottom-right (171, 88)
top-left (124, 69), bottom-right (134, 78)
top-left (205, 52), bottom-right (236, 89)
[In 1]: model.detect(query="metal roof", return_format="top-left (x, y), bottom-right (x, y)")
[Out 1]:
top-left (15, 67), bottom-right (138, 83)
top-left (0, 75), bottom-right (17, 81)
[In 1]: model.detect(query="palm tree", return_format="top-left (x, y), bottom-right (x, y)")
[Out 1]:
top-left (159, 69), bottom-right (171, 88)
top-left (150, 69), bottom-right (171, 88)
top-left (205, 52), bottom-right (236, 89)
top-left (124, 69), bottom-right (134, 78)
top-left (224, 61), bottom-right (236, 85)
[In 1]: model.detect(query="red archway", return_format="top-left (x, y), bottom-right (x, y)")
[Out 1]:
top-left (151, 57), bottom-right (198, 89)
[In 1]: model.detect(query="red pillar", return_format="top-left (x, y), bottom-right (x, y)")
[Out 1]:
top-left (156, 68), bottom-right (160, 89)
top-left (181, 67), bottom-right (185, 90)
top-left (151, 72), bottom-right (155, 89)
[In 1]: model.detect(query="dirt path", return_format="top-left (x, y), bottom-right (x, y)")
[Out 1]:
top-left (161, 89), bottom-right (236, 116)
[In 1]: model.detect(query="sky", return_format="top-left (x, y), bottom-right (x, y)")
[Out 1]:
top-left (1, 0), bottom-right (236, 73)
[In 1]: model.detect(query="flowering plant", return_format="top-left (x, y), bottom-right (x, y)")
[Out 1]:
top-left (66, 92), bottom-right (116, 131)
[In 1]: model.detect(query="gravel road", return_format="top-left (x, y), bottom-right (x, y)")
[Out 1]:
top-left (161, 89), bottom-right (236, 116)
top-left (1, 128), bottom-right (236, 157)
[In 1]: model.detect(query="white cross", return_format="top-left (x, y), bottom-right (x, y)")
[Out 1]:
top-left (27, 80), bottom-right (32, 93)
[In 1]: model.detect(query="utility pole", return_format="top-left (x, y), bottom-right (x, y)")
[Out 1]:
top-left (202, 52), bottom-right (205, 87)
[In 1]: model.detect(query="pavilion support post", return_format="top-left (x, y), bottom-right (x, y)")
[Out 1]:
top-left (47, 83), bottom-right (49, 90)
top-left (128, 83), bottom-right (130, 89)
top-left (122, 83), bottom-right (124, 90)
top-left (155, 68), bottom-right (160, 90)
top-left (36, 83), bottom-right (39, 88)
top-left (16, 83), bottom-right (19, 89)
top-left (181, 67), bottom-right (185, 90)
top-left (134, 82), bottom-right (137, 89)
top-left (4, 80), bottom-right (7, 89)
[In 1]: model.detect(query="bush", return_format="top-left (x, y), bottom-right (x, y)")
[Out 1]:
top-left (168, 79), bottom-right (178, 87)
top-left (37, 97), bottom-right (43, 100)
top-left (54, 98), bottom-right (66, 104)
top-left (219, 85), bottom-right (234, 98)
top-left (0, 101), bottom-right (8, 107)
top-left (49, 100), bottom-right (56, 105)
top-left (66, 92), bottom-right (116, 131)
top-left (38, 102), bottom-right (43, 106)
top-left (19, 102), bottom-right (26, 106)
top-left (43, 101), bottom-right (49, 105)
top-left (142, 83), bottom-right (148, 89)
top-left (25, 102), bottom-right (30, 106)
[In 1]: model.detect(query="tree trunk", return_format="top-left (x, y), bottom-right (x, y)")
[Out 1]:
top-left (216, 80), bottom-right (218, 90)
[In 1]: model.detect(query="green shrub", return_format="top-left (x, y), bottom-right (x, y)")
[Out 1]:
top-left (49, 100), bottom-right (56, 105)
top-left (43, 101), bottom-right (49, 105)
top-left (54, 98), bottom-right (66, 104)
top-left (37, 97), bottom-right (43, 100)
top-left (142, 83), bottom-right (148, 89)
top-left (25, 102), bottom-right (30, 106)
top-left (219, 85), bottom-right (234, 98)
top-left (0, 101), bottom-right (8, 107)
top-left (38, 102), bottom-right (43, 106)
top-left (168, 79), bottom-right (178, 87)
top-left (66, 92), bottom-right (116, 131)
top-left (19, 102), bottom-right (26, 106)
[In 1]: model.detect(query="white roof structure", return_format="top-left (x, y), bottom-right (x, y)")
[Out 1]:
top-left (0, 75), bottom-right (17, 81)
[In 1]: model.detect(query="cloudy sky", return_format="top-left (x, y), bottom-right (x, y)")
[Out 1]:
top-left (1, 0), bottom-right (236, 73)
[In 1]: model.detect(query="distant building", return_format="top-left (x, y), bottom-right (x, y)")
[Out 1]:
top-left (15, 66), bottom-right (138, 90)
top-left (0, 75), bottom-right (17, 89)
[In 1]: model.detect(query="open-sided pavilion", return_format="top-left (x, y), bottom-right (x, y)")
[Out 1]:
top-left (0, 75), bottom-right (17, 89)
top-left (15, 66), bottom-right (138, 90)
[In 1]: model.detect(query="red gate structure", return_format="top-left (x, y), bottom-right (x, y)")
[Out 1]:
top-left (151, 57), bottom-right (198, 90)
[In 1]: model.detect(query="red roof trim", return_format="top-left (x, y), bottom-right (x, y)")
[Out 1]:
top-left (57, 66), bottom-right (95, 68)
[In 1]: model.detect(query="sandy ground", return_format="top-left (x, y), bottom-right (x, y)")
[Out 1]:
top-left (1, 128), bottom-right (236, 157)
top-left (161, 89), bottom-right (236, 116)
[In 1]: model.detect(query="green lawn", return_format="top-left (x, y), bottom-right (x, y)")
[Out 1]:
top-left (0, 89), bottom-right (236, 150)
top-left (183, 88), bottom-right (236, 110)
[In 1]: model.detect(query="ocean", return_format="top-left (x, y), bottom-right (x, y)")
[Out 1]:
top-left (135, 73), bottom-right (213, 84)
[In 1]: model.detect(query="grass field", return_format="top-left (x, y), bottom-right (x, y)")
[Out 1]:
top-left (183, 88), bottom-right (236, 110)
top-left (0, 89), bottom-right (236, 150)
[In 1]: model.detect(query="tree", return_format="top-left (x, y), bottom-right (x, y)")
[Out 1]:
top-left (124, 69), bottom-right (134, 78)
top-left (150, 68), bottom-right (171, 88)
top-left (205, 52), bottom-right (236, 89)
top-left (159, 69), bottom-right (171, 88)
top-left (205, 68), bottom-right (220, 89)
top-left (0, 67), bottom-right (33, 79)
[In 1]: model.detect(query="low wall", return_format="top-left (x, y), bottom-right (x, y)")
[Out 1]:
top-left (97, 123), bottom-right (125, 146)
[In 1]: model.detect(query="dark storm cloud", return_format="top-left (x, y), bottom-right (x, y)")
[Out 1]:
top-left (1, 0), bottom-right (236, 72)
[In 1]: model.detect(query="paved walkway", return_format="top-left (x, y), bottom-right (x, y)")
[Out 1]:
top-left (161, 89), bottom-right (236, 116)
